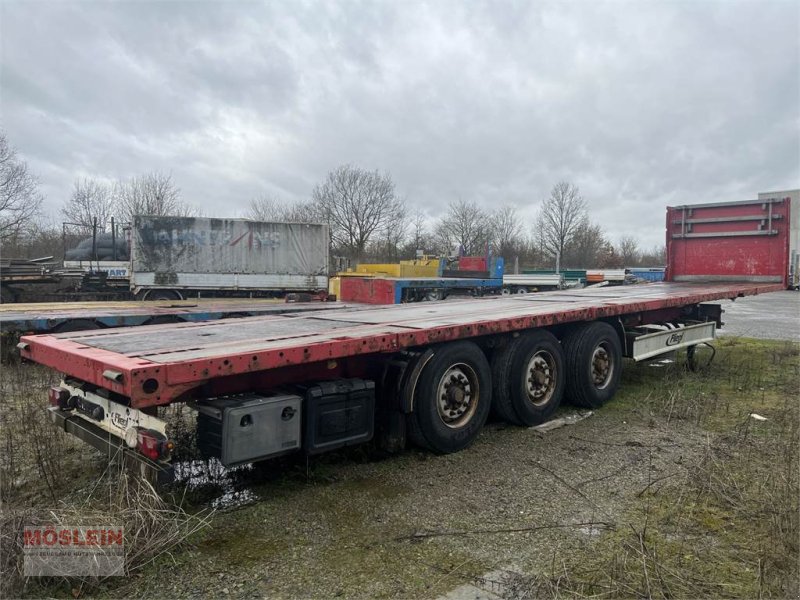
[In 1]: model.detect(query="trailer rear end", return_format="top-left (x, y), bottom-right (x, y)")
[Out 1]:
top-left (666, 193), bottom-right (795, 287)
top-left (17, 199), bottom-right (791, 482)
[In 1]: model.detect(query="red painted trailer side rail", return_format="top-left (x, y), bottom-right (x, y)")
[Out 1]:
top-left (667, 196), bottom-right (791, 286)
top-left (19, 281), bottom-right (782, 409)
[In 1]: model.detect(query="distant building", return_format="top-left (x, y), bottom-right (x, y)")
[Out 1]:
top-left (759, 188), bottom-right (800, 288)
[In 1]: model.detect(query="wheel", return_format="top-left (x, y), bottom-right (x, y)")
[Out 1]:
top-left (53, 319), bottom-right (101, 334)
top-left (516, 287), bottom-right (528, 294)
top-left (408, 341), bottom-right (492, 454)
top-left (491, 330), bottom-right (565, 426)
top-left (501, 288), bottom-right (511, 296)
top-left (562, 322), bottom-right (622, 409)
top-left (146, 289), bottom-right (182, 301)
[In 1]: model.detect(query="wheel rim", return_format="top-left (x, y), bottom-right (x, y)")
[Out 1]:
top-left (524, 350), bottom-right (557, 406)
top-left (591, 343), bottom-right (614, 389)
top-left (436, 363), bottom-right (480, 428)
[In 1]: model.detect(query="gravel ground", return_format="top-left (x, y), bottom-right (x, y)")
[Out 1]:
top-left (119, 394), bottom-right (708, 599)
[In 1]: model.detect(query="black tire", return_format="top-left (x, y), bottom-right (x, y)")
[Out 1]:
top-left (490, 340), bottom-right (520, 424)
top-left (53, 319), bottom-right (101, 334)
top-left (409, 341), bottom-right (492, 454)
top-left (406, 404), bottom-right (431, 451)
top-left (492, 330), bottom-right (565, 426)
top-left (562, 322), bottom-right (622, 409)
top-left (146, 289), bottom-right (182, 301)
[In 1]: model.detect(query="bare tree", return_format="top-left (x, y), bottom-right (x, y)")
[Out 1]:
top-left (0, 132), bottom-right (43, 242)
top-left (564, 222), bottom-right (607, 268)
top-left (115, 172), bottom-right (193, 222)
top-left (597, 240), bottom-right (623, 268)
top-left (311, 165), bottom-right (405, 261)
top-left (403, 209), bottom-right (432, 257)
top-left (61, 178), bottom-right (115, 231)
top-left (640, 244), bottom-right (667, 266)
top-left (246, 194), bottom-right (309, 222)
top-left (617, 235), bottom-right (641, 266)
top-left (536, 182), bottom-right (587, 262)
top-left (489, 205), bottom-right (523, 263)
top-left (2, 217), bottom-right (63, 259)
top-left (435, 199), bottom-right (489, 256)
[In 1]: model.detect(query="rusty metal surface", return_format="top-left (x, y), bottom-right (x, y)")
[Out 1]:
top-left (19, 281), bottom-right (784, 408)
top-left (0, 299), bottom-right (351, 333)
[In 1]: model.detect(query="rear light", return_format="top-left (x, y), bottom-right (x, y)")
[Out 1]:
top-left (129, 428), bottom-right (173, 461)
top-left (49, 387), bottom-right (71, 408)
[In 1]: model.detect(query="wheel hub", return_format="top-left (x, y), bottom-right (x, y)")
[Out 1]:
top-left (525, 352), bottom-right (556, 406)
top-left (436, 365), bottom-right (478, 428)
top-left (591, 345), bottom-right (613, 388)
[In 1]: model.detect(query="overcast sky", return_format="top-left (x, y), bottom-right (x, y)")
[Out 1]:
top-left (1, 0), bottom-right (798, 248)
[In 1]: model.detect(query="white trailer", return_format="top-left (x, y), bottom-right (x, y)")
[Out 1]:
top-left (502, 273), bottom-right (564, 294)
top-left (129, 216), bottom-right (330, 300)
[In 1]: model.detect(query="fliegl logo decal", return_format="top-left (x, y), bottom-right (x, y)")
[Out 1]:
top-left (110, 409), bottom-right (133, 431)
top-left (666, 332), bottom-right (685, 346)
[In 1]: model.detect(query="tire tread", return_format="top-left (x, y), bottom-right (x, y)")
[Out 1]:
top-left (490, 341), bottom-right (523, 425)
top-left (562, 321), bottom-right (621, 409)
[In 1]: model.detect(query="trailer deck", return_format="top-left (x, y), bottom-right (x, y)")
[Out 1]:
top-left (1, 299), bottom-right (347, 334)
top-left (19, 281), bottom-right (782, 409)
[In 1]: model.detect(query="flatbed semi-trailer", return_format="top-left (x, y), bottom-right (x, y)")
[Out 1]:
top-left (16, 197), bottom-right (794, 481)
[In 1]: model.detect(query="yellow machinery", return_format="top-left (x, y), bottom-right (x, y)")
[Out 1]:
top-left (329, 258), bottom-right (441, 298)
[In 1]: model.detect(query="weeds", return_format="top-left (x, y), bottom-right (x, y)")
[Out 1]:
top-left (0, 362), bottom-right (84, 503)
top-left (1, 472), bottom-right (212, 598)
top-left (508, 338), bottom-right (800, 599)
top-left (0, 362), bottom-right (213, 598)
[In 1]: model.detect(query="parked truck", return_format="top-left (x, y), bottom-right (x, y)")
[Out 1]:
top-left (16, 196), bottom-right (795, 482)
top-left (0, 217), bottom-right (330, 302)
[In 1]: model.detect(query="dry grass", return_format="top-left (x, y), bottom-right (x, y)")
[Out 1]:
top-left (1, 473), bottom-right (212, 598)
top-left (501, 338), bottom-right (800, 599)
top-left (0, 362), bottom-right (83, 503)
top-left (0, 361), bottom-right (212, 598)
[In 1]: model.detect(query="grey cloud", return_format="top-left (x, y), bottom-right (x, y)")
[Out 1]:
top-left (1, 0), bottom-right (797, 248)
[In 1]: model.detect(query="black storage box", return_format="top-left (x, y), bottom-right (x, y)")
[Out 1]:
top-left (295, 379), bottom-right (375, 455)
